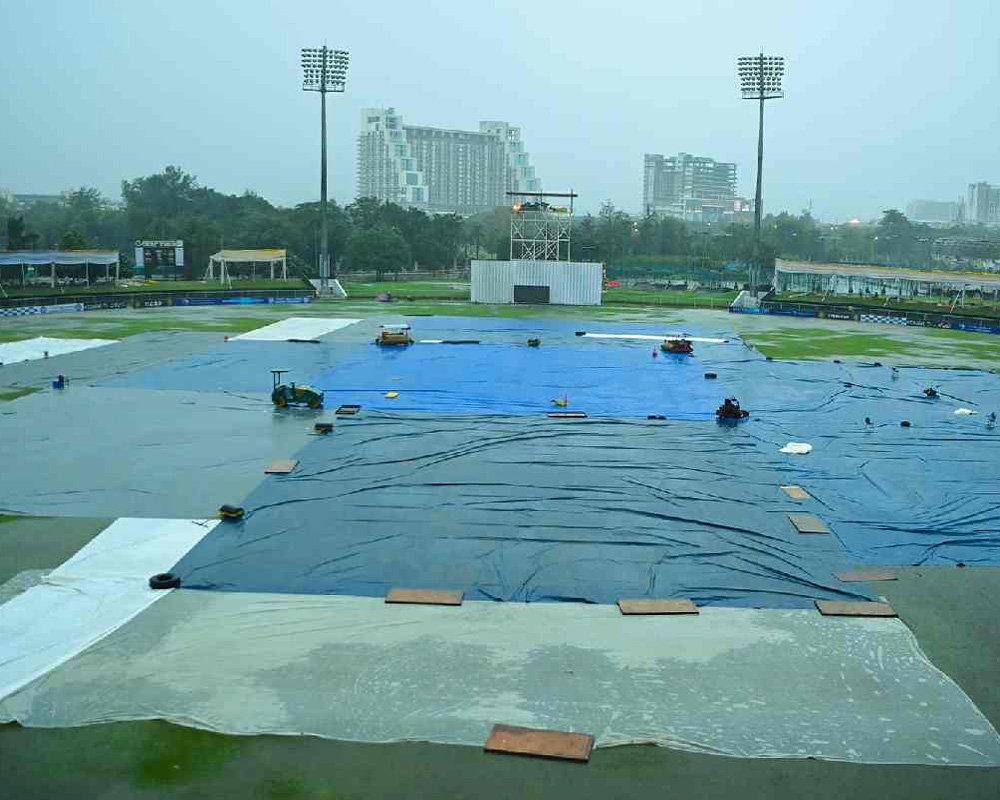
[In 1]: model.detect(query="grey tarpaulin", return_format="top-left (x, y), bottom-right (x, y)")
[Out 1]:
top-left (0, 332), bottom-right (230, 387)
top-left (0, 387), bottom-right (317, 518)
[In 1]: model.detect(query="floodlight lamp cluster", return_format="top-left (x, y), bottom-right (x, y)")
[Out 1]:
top-left (738, 54), bottom-right (784, 99)
top-left (301, 47), bottom-right (349, 92)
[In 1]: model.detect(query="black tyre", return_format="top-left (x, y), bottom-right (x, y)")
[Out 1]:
top-left (149, 572), bottom-right (181, 590)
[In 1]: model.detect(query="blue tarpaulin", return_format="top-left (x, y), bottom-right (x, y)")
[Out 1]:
top-left (170, 414), bottom-right (876, 607)
top-left (100, 317), bottom-right (738, 418)
top-left (309, 342), bottom-right (730, 417)
top-left (159, 316), bottom-right (1000, 606)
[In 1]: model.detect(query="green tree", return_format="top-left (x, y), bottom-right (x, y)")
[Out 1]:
top-left (122, 166), bottom-right (198, 236)
top-left (345, 223), bottom-right (410, 280)
top-left (873, 209), bottom-right (932, 266)
top-left (597, 201), bottom-right (635, 263)
top-left (6, 215), bottom-right (39, 250)
top-left (463, 219), bottom-right (484, 260)
top-left (58, 228), bottom-right (93, 250)
top-left (346, 196), bottom-right (385, 231)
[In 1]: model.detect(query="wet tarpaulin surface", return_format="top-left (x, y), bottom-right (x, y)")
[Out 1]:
top-left (4, 590), bottom-right (999, 766)
top-left (96, 339), bottom-right (357, 396)
top-left (98, 335), bottom-right (735, 418)
top-left (94, 315), bottom-right (999, 422)
top-left (729, 360), bottom-right (1000, 567)
top-left (169, 351), bottom-right (1000, 603)
top-left (171, 414), bottom-right (873, 607)
top-left (0, 336), bottom-right (116, 365)
top-left (95, 317), bottom-right (740, 417)
top-left (308, 342), bottom-right (731, 417)
top-left (9, 316), bottom-right (1000, 581)
top-left (0, 331), bottom-right (224, 388)
top-left (0, 387), bottom-right (318, 518)
top-left (0, 518), bottom-right (217, 699)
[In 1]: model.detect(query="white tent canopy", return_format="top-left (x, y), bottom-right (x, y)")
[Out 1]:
top-left (205, 249), bottom-right (287, 283)
top-left (0, 250), bottom-right (120, 288)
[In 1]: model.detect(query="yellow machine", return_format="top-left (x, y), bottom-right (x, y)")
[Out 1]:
top-left (376, 324), bottom-right (414, 346)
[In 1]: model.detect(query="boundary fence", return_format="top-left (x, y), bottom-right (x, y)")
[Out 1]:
top-left (0, 288), bottom-right (315, 316)
top-left (730, 298), bottom-right (1000, 335)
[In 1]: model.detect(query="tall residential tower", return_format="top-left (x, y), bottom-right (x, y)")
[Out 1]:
top-left (968, 182), bottom-right (1000, 227)
top-left (643, 152), bottom-right (737, 223)
top-left (357, 108), bottom-right (542, 215)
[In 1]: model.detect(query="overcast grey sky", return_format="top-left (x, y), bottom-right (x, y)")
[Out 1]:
top-left (2, 0), bottom-right (997, 221)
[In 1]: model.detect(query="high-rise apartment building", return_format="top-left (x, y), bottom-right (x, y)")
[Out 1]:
top-left (906, 199), bottom-right (963, 226)
top-left (357, 108), bottom-right (542, 215)
top-left (967, 182), bottom-right (1000, 227)
top-left (643, 153), bottom-right (737, 222)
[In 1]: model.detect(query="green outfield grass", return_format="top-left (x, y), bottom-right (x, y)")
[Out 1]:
top-left (746, 324), bottom-right (1000, 366)
top-left (0, 387), bottom-right (41, 402)
top-left (342, 281), bottom-right (469, 300)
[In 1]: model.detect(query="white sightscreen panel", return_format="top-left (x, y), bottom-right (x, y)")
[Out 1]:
top-left (512, 260), bottom-right (602, 305)
top-left (471, 260), bottom-right (514, 304)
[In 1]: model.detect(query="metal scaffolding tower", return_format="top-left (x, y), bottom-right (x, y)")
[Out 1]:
top-left (508, 191), bottom-right (577, 261)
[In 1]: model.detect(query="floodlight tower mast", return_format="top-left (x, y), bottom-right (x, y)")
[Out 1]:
top-left (301, 46), bottom-right (349, 292)
top-left (737, 52), bottom-right (784, 294)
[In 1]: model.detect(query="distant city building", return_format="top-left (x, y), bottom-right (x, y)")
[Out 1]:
top-left (733, 197), bottom-right (754, 224)
top-left (967, 182), bottom-right (1000, 227)
top-left (2, 193), bottom-right (64, 208)
top-left (906, 199), bottom-right (963, 226)
top-left (357, 108), bottom-right (542, 215)
top-left (643, 153), bottom-right (737, 223)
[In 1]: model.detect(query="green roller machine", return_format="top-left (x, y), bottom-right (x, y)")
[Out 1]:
top-left (271, 369), bottom-right (324, 409)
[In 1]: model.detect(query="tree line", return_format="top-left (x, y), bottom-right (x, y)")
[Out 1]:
top-left (0, 167), bottom-right (465, 281)
top-left (1, 166), bottom-right (988, 283)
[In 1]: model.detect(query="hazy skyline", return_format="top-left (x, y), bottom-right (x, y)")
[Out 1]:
top-left (2, 0), bottom-right (997, 222)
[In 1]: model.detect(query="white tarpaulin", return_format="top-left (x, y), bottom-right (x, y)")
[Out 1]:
top-left (4, 592), bottom-right (998, 766)
top-left (582, 333), bottom-right (728, 343)
top-left (231, 317), bottom-right (361, 341)
top-left (780, 442), bottom-right (814, 455)
top-left (0, 336), bottom-right (116, 365)
top-left (0, 518), bottom-right (217, 701)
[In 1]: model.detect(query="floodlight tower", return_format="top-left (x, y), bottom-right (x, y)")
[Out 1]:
top-left (738, 53), bottom-right (784, 294)
top-left (301, 46), bottom-right (349, 292)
